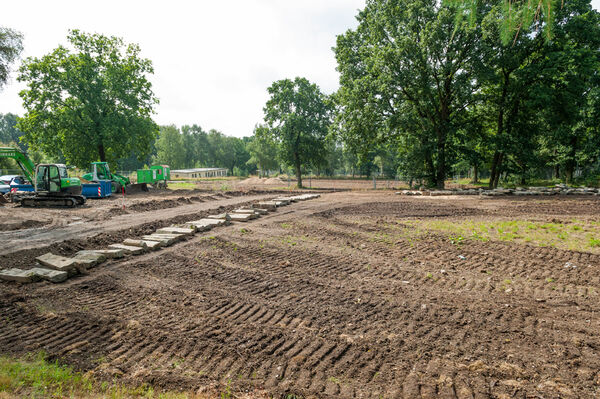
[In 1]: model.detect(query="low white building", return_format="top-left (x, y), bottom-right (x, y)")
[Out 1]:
top-left (171, 168), bottom-right (228, 179)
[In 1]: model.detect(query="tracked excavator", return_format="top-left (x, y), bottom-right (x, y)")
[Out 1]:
top-left (0, 147), bottom-right (85, 207)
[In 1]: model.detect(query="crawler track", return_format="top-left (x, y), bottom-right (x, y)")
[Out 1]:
top-left (2, 192), bottom-right (600, 397)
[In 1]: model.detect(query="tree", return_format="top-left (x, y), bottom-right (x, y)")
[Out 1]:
top-left (263, 77), bottom-right (331, 188)
top-left (17, 30), bottom-right (158, 169)
top-left (536, 0), bottom-right (600, 183)
top-left (0, 113), bottom-right (26, 150)
top-left (154, 125), bottom-right (185, 169)
top-left (335, 0), bottom-right (482, 188)
top-left (0, 27), bottom-right (23, 90)
top-left (446, 0), bottom-right (559, 44)
top-left (247, 125), bottom-right (279, 177)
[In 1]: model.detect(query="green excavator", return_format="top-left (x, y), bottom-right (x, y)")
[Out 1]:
top-left (0, 147), bottom-right (86, 207)
top-left (82, 162), bottom-right (148, 193)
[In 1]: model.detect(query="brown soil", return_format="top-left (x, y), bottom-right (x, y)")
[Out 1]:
top-left (1, 192), bottom-right (600, 398)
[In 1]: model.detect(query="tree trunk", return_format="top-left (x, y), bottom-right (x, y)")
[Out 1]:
top-left (295, 157), bottom-right (302, 188)
top-left (554, 164), bottom-right (560, 180)
top-left (98, 144), bottom-right (106, 162)
top-left (493, 153), bottom-right (503, 188)
top-left (565, 136), bottom-right (577, 185)
top-left (471, 165), bottom-right (479, 184)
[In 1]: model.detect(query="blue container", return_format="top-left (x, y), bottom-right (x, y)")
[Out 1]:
top-left (9, 184), bottom-right (34, 192)
top-left (81, 180), bottom-right (112, 198)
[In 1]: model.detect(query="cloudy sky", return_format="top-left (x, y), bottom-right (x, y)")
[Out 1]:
top-left (1, 0), bottom-right (599, 138)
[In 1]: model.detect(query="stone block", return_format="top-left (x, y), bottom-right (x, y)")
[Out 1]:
top-left (30, 267), bottom-right (68, 283)
top-left (255, 201), bottom-right (277, 210)
top-left (36, 253), bottom-right (79, 272)
top-left (108, 244), bottom-right (145, 255)
top-left (0, 268), bottom-right (38, 283)
top-left (273, 198), bottom-right (291, 205)
top-left (142, 234), bottom-right (183, 246)
top-left (155, 226), bottom-right (196, 236)
top-left (186, 218), bottom-right (228, 229)
top-left (73, 251), bottom-right (107, 268)
top-left (250, 208), bottom-right (269, 215)
top-left (122, 239), bottom-right (149, 249)
top-left (77, 249), bottom-right (125, 259)
top-left (207, 213), bottom-right (231, 221)
top-left (229, 213), bottom-right (254, 222)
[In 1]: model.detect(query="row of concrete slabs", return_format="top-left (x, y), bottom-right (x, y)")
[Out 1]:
top-left (0, 193), bottom-right (320, 284)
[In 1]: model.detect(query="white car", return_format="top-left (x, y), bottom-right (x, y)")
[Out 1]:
top-left (0, 175), bottom-right (26, 194)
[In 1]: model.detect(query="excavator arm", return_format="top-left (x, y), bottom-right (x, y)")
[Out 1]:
top-left (0, 147), bottom-right (36, 184)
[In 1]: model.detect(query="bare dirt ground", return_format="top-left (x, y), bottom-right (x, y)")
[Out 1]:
top-left (2, 192), bottom-right (600, 398)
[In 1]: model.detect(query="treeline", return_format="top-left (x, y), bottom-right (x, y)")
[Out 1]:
top-left (330, 0), bottom-right (600, 188)
top-left (249, 0), bottom-right (600, 188)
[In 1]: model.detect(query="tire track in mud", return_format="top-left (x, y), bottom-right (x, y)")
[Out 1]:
top-left (2, 195), bottom-right (600, 397)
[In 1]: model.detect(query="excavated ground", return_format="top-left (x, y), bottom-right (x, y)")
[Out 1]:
top-left (1, 192), bottom-right (600, 398)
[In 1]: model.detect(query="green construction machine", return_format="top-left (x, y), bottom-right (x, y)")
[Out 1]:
top-left (82, 162), bottom-right (148, 193)
top-left (136, 165), bottom-right (170, 189)
top-left (0, 147), bottom-right (86, 207)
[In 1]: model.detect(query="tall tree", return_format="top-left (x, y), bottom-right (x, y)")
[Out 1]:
top-left (154, 125), bottom-right (185, 169)
top-left (0, 113), bottom-right (27, 150)
top-left (335, 0), bottom-right (482, 188)
top-left (263, 77), bottom-right (331, 188)
top-left (537, 0), bottom-right (600, 183)
top-left (0, 27), bottom-right (23, 90)
top-left (17, 30), bottom-right (158, 168)
top-left (247, 125), bottom-right (279, 177)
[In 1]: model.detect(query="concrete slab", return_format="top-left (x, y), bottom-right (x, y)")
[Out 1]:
top-left (229, 213), bottom-right (254, 222)
top-left (123, 239), bottom-right (162, 250)
top-left (72, 252), bottom-right (107, 268)
top-left (155, 226), bottom-right (196, 236)
top-left (255, 202), bottom-right (277, 210)
top-left (142, 234), bottom-right (183, 246)
top-left (108, 244), bottom-right (145, 255)
top-left (274, 201), bottom-right (288, 207)
top-left (122, 239), bottom-right (149, 249)
top-left (36, 253), bottom-right (79, 272)
top-left (250, 208), bottom-right (269, 215)
top-left (274, 197), bottom-right (294, 203)
top-left (207, 213), bottom-right (231, 221)
top-left (30, 267), bottom-right (68, 283)
top-left (0, 268), bottom-right (38, 283)
top-left (185, 218), bottom-right (229, 229)
top-left (77, 249), bottom-right (125, 259)
top-left (273, 198), bottom-right (291, 205)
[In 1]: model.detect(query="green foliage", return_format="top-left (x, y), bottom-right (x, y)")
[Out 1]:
top-left (155, 125), bottom-right (185, 169)
top-left (246, 124), bottom-right (279, 176)
top-left (334, 0), bottom-right (482, 188)
top-left (17, 29), bottom-right (159, 169)
top-left (334, 0), bottom-right (600, 187)
top-left (0, 26), bottom-right (23, 89)
top-left (263, 77), bottom-right (331, 188)
top-left (445, 0), bottom-right (558, 45)
top-left (153, 125), bottom-right (252, 176)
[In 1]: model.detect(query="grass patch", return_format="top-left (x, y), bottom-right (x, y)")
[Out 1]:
top-left (0, 352), bottom-right (219, 398)
top-left (167, 182), bottom-right (197, 190)
top-left (405, 218), bottom-right (600, 253)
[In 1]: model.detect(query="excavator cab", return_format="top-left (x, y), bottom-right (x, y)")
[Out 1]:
top-left (35, 164), bottom-right (62, 193)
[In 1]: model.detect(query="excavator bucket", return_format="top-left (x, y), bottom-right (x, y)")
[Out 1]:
top-left (124, 183), bottom-right (148, 194)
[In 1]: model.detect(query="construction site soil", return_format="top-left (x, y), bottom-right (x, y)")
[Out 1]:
top-left (1, 192), bottom-right (600, 398)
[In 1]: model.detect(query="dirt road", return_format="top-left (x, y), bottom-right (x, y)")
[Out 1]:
top-left (1, 192), bottom-right (600, 398)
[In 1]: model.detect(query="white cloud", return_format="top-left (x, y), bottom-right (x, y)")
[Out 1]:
top-left (0, 0), bottom-right (365, 137)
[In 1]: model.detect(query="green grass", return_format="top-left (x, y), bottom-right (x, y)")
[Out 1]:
top-left (167, 182), bottom-right (198, 190)
top-left (0, 353), bottom-right (217, 398)
top-left (404, 218), bottom-right (600, 253)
